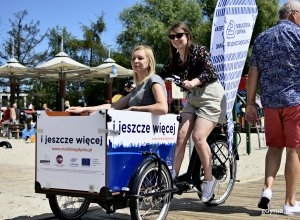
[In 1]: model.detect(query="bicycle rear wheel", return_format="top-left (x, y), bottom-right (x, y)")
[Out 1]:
top-left (130, 162), bottom-right (172, 220)
top-left (196, 135), bottom-right (237, 206)
top-left (48, 195), bottom-right (90, 220)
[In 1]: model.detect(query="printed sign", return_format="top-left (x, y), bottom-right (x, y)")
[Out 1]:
top-left (106, 110), bottom-right (179, 191)
top-left (36, 110), bottom-right (179, 193)
top-left (36, 111), bottom-right (106, 192)
top-left (210, 0), bottom-right (258, 151)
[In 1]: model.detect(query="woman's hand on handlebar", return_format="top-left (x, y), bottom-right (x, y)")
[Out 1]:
top-left (182, 80), bottom-right (195, 90)
top-left (183, 78), bottom-right (201, 90)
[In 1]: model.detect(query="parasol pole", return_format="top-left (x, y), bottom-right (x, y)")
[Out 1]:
top-left (10, 38), bottom-right (16, 105)
top-left (59, 31), bottom-right (65, 111)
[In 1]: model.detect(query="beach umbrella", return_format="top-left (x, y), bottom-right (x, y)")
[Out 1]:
top-left (0, 43), bottom-right (33, 104)
top-left (89, 57), bottom-right (133, 101)
top-left (35, 38), bottom-right (89, 111)
top-left (89, 58), bottom-right (133, 78)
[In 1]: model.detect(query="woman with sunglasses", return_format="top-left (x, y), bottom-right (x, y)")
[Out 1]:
top-left (158, 22), bottom-right (226, 203)
top-left (67, 45), bottom-right (168, 115)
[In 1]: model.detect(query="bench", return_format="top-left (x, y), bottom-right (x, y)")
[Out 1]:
top-left (8, 124), bottom-right (25, 139)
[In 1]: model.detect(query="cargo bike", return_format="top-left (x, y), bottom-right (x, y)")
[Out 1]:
top-left (35, 109), bottom-right (238, 220)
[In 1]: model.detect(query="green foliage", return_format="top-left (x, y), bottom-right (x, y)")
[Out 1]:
top-left (80, 14), bottom-right (107, 66)
top-left (29, 81), bottom-right (58, 110)
top-left (0, 10), bottom-right (48, 67)
top-left (251, 0), bottom-right (279, 44)
top-left (0, 10), bottom-right (49, 107)
top-left (84, 82), bottom-right (106, 105)
top-left (199, 0), bottom-right (219, 20)
top-left (117, 0), bottom-right (205, 64)
top-left (243, 0), bottom-right (279, 75)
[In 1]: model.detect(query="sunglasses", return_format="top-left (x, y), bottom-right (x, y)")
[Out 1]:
top-left (168, 32), bottom-right (187, 40)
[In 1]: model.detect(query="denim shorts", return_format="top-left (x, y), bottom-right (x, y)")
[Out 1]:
top-left (182, 81), bottom-right (227, 124)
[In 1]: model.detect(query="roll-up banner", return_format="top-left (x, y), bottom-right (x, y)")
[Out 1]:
top-left (210, 0), bottom-right (258, 152)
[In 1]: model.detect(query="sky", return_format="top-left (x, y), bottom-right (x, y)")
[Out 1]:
top-left (0, 0), bottom-right (141, 54)
top-left (0, 0), bottom-right (287, 56)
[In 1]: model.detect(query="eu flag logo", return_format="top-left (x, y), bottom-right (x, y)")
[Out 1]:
top-left (82, 158), bottom-right (90, 166)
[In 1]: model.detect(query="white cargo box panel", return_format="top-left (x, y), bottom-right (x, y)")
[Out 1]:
top-left (35, 111), bottom-right (107, 193)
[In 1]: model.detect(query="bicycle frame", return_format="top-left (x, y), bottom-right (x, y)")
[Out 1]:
top-left (174, 124), bottom-right (239, 205)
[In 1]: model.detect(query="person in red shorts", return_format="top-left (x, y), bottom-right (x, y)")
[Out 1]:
top-left (246, 1), bottom-right (300, 215)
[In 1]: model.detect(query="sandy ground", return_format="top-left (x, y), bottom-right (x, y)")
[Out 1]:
top-left (0, 133), bottom-right (287, 220)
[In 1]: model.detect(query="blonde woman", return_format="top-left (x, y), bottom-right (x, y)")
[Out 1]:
top-left (67, 45), bottom-right (168, 115)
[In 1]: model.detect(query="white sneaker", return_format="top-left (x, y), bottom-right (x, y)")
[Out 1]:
top-left (201, 176), bottom-right (217, 202)
top-left (258, 188), bottom-right (272, 209)
top-left (283, 201), bottom-right (300, 215)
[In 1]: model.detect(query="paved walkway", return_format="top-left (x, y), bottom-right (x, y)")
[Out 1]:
top-left (0, 135), bottom-right (299, 219)
top-left (10, 175), bottom-right (299, 220)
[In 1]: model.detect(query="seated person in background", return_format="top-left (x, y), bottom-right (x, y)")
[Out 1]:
top-left (42, 103), bottom-right (52, 111)
top-left (111, 79), bottom-right (136, 103)
top-left (64, 100), bottom-right (70, 109)
top-left (67, 45), bottom-right (168, 115)
top-left (2, 106), bottom-right (11, 137)
top-left (22, 124), bottom-right (35, 142)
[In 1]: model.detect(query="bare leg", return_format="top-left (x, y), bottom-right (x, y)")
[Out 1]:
top-left (173, 113), bottom-right (195, 176)
top-left (285, 148), bottom-right (300, 206)
top-left (264, 147), bottom-right (284, 190)
top-left (192, 117), bottom-right (216, 181)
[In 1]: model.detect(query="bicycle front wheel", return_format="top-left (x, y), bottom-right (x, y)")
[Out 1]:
top-left (130, 162), bottom-right (172, 220)
top-left (48, 195), bottom-right (90, 220)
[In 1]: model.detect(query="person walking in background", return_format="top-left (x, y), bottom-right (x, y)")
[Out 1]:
top-left (67, 45), bottom-right (168, 115)
top-left (2, 105), bottom-right (11, 137)
top-left (246, 1), bottom-right (300, 215)
top-left (10, 103), bottom-right (17, 124)
top-left (13, 103), bottom-right (20, 122)
top-left (158, 22), bottom-right (226, 203)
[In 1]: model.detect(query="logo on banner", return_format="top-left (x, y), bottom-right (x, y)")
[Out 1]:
top-left (82, 158), bottom-right (91, 166)
top-left (40, 159), bottom-right (50, 165)
top-left (70, 157), bottom-right (79, 167)
top-left (56, 155), bottom-right (63, 164)
top-left (226, 20), bottom-right (235, 39)
top-left (40, 154), bottom-right (50, 165)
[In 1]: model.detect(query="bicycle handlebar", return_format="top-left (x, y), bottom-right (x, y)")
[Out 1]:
top-left (165, 75), bottom-right (190, 93)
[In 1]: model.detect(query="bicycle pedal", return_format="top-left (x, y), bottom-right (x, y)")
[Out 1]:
top-left (172, 185), bottom-right (183, 195)
top-left (174, 182), bottom-right (190, 194)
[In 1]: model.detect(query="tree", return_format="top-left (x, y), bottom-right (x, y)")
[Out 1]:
top-left (251, 0), bottom-right (279, 44)
top-left (81, 14), bottom-right (107, 66)
top-left (242, 0), bottom-right (279, 75)
top-left (0, 10), bottom-right (48, 107)
top-left (0, 10), bottom-right (48, 67)
top-left (45, 17), bottom-right (112, 107)
top-left (117, 0), bottom-right (205, 64)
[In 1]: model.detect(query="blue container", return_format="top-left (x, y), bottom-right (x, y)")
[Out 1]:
top-left (107, 143), bottom-right (175, 192)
